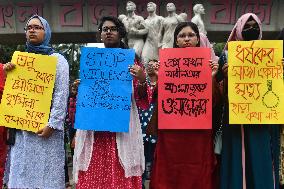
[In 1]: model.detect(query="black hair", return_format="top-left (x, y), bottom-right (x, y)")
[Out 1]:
top-left (173, 22), bottom-right (200, 48)
top-left (97, 16), bottom-right (141, 59)
top-left (98, 16), bottom-right (127, 39)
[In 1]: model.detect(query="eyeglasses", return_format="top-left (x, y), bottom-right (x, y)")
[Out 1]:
top-left (101, 26), bottom-right (118, 33)
top-left (177, 32), bottom-right (197, 39)
top-left (24, 25), bottom-right (44, 32)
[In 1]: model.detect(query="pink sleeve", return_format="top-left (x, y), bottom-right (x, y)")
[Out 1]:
top-left (200, 33), bottom-right (219, 62)
top-left (0, 64), bottom-right (5, 102)
top-left (133, 60), bottom-right (155, 110)
top-left (0, 64), bottom-right (4, 92)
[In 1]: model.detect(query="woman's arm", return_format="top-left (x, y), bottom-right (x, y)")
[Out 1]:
top-left (0, 63), bottom-right (16, 101)
top-left (37, 54), bottom-right (69, 138)
top-left (130, 60), bottom-right (155, 110)
top-left (0, 64), bottom-right (5, 93)
top-left (210, 60), bottom-right (223, 107)
top-left (47, 54), bottom-right (69, 131)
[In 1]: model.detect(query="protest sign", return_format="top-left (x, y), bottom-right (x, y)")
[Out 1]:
top-left (0, 51), bottom-right (57, 132)
top-left (158, 47), bottom-right (212, 129)
top-left (75, 47), bottom-right (134, 132)
top-left (228, 40), bottom-right (284, 124)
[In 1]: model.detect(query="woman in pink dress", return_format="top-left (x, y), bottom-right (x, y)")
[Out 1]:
top-left (73, 16), bottom-right (153, 189)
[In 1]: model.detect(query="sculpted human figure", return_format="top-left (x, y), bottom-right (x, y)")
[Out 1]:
top-left (159, 3), bottom-right (187, 49)
top-left (141, 2), bottom-right (164, 63)
top-left (191, 4), bottom-right (207, 35)
top-left (119, 1), bottom-right (148, 57)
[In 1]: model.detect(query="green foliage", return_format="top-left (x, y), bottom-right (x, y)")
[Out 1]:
top-left (213, 42), bottom-right (226, 57)
top-left (0, 45), bottom-right (25, 63)
top-left (52, 43), bottom-right (84, 82)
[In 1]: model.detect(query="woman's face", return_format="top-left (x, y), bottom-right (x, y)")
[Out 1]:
top-left (242, 19), bottom-right (260, 41)
top-left (146, 60), bottom-right (159, 76)
top-left (101, 20), bottom-right (120, 48)
top-left (71, 87), bottom-right (77, 96)
top-left (25, 18), bottom-right (45, 45)
top-left (243, 19), bottom-right (258, 31)
top-left (176, 26), bottom-right (199, 48)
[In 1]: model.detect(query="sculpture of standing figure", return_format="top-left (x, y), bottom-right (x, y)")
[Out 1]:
top-left (141, 2), bottom-right (164, 63)
top-left (119, 1), bottom-right (148, 57)
top-left (191, 4), bottom-right (207, 35)
top-left (159, 3), bottom-right (187, 49)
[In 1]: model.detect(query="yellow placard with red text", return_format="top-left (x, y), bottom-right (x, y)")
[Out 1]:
top-left (228, 40), bottom-right (284, 124)
top-left (0, 51), bottom-right (57, 132)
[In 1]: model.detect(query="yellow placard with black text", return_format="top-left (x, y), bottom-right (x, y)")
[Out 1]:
top-left (228, 40), bottom-right (284, 124)
top-left (0, 51), bottom-right (57, 132)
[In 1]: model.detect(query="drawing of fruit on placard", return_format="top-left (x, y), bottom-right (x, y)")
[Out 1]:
top-left (262, 80), bottom-right (279, 108)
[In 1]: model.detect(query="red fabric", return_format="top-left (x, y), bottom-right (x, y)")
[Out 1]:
top-left (68, 96), bottom-right (76, 128)
top-left (0, 64), bottom-right (5, 100)
top-left (77, 132), bottom-right (142, 189)
top-left (150, 130), bottom-right (217, 189)
top-left (0, 126), bottom-right (7, 187)
top-left (0, 64), bottom-right (7, 187)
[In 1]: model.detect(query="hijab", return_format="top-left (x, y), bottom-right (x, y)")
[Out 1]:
top-left (25, 15), bottom-right (54, 55)
top-left (224, 13), bottom-right (262, 50)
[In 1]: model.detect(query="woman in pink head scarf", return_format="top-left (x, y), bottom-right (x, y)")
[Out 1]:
top-left (219, 13), bottom-right (280, 189)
